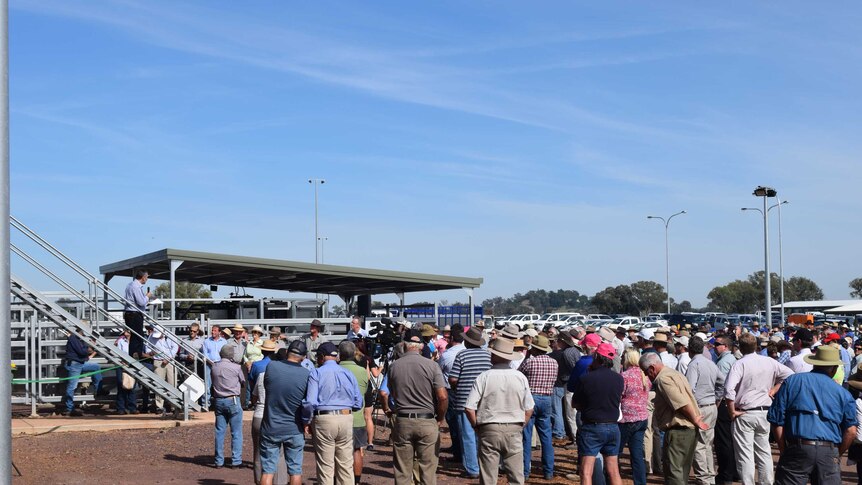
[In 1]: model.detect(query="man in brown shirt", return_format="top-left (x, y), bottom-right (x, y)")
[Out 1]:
top-left (639, 352), bottom-right (709, 485)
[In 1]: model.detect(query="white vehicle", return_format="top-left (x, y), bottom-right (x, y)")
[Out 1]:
top-left (514, 313), bottom-right (541, 329)
top-left (610, 316), bottom-right (643, 329)
top-left (535, 312), bottom-right (582, 328)
top-left (644, 315), bottom-right (668, 324)
top-left (588, 314), bottom-right (613, 321)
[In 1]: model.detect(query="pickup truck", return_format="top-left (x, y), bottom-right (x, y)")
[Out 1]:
top-left (608, 316), bottom-right (642, 329)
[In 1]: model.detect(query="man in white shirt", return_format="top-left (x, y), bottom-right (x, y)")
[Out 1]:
top-left (653, 333), bottom-right (679, 369)
top-left (674, 336), bottom-right (691, 374)
top-left (786, 329), bottom-right (814, 373)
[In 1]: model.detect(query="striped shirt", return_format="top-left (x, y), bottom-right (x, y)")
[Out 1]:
top-left (519, 354), bottom-right (558, 396)
top-left (449, 347), bottom-right (491, 411)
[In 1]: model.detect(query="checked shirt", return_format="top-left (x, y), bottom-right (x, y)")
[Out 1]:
top-left (519, 354), bottom-right (558, 396)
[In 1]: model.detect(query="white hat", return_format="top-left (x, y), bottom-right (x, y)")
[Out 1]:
top-left (674, 336), bottom-right (690, 347)
top-left (637, 328), bottom-right (655, 341)
top-left (523, 328), bottom-right (539, 337)
top-left (694, 332), bottom-right (708, 340)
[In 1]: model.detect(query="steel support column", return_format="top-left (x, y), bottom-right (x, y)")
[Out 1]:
top-left (169, 260), bottom-right (184, 320)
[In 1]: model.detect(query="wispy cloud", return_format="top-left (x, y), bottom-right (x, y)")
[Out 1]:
top-left (14, 0), bottom-right (716, 142)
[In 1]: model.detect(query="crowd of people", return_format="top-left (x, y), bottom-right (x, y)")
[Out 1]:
top-left (59, 298), bottom-right (862, 485)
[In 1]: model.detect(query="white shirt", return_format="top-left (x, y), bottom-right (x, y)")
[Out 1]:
top-left (786, 348), bottom-right (813, 374)
top-left (660, 351), bottom-right (679, 369)
top-left (676, 353), bottom-right (691, 375)
top-left (253, 370), bottom-right (266, 419)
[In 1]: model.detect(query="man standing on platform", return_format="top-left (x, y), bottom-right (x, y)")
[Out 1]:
top-left (302, 320), bottom-right (329, 361)
top-left (305, 341), bottom-right (363, 485)
top-left (123, 269), bottom-right (151, 358)
top-left (347, 317), bottom-right (368, 341)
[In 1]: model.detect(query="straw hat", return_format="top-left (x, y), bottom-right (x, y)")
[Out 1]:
top-left (222, 328), bottom-right (232, 338)
top-left (261, 340), bottom-right (277, 352)
top-left (421, 324), bottom-right (438, 337)
top-left (251, 325), bottom-right (265, 335)
top-left (803, 345), bottom-right (843, 367)
top-left (231, 323), bottom-right (245, 332)
top-left (531, 335), bottom-right (552, 353)
top-left (489, 338), bottom-right (516, 361)
top-left (513, 338), bottom-right (527, 350)
top-left (269, 327), bottom-right (282, 336)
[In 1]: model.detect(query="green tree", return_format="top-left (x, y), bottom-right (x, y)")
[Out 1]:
top-left (591, 285), bottom-right (638, 315)
top-left (630, 280), bottom-right (667, 315)
top-left (850, 278), bottom-right (862, 298)
top-left (706, 280), bottom-right (761, 313)
top-left (783, 276), bottom-right (824, 301)
top-left (153, 282), bottom-right (212, 318)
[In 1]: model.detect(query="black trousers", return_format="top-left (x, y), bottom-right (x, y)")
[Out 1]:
top-left (775, 442), bottom-right (841, 485)
top-left (125, 311), bottom-right (145, 357)
top-left (714, 400), bottom-right (737, 484)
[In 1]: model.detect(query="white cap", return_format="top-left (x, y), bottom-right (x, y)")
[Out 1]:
top-left (694, 332), bottom-right (708, 340)
top-left (674, 336), bottom-right (690, 347)
top-left (637, 328), bottom-right (655, 341)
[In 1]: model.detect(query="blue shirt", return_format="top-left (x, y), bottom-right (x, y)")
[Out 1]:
top-left (203, 337), bottom-right (227, 363)
top-left (66, 333), bottom-right (90, 363)
top-left (767, 371), bottom-right (857, 443)
top-left (306, 360), bottom-right (363, 415)
top-left (124, 279), bottom-right (148, 312)
top-left (249, 356), bottom-right (271, 387)
top-left (347, 328), bottom-right (368, 341)
top-left (840, 347), bottom-right (852, 383)
top-left (261, 360), bottom-right (310, 437)
top-left (301, 358), bottom-right (315, 372)
top-left (567, 355), bottom-right (593, 393)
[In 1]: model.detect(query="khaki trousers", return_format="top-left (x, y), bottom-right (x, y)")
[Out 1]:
top-left (153, 361), bottom-right (175, 410)
top-left (393, 417), bottom-right (439, 485)
top-left (477, 423), bottom-right (524, 485)
top-left (644, 391), bottom-right (662, 474)
top-left (313, 414), bottom-right (354, 485)
top-left (662, 427), bottom-right (697, 485)
top-left (563, 391), bottom-right (578, 441)
top-left (692, 404), bottom-right (718, 485)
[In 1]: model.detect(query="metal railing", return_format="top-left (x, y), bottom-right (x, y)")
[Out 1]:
top-left (10, 216), bottom-right (206, 398)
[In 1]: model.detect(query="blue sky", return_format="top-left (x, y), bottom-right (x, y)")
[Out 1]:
top-left (8, 1), bottom-right (862, 308)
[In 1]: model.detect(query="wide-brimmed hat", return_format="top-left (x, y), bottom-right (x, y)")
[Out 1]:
top-left (597, 327), bottom-right (615, 342)
top-left (674, 336), bottom-right (690, 347)
top-left (523, 328), bottom-right (539, 338)
top-left (489, 338), bottom-right (516, 360)
top-left (501, 324), bottom-right (521, 340)
top-left (443, 325), bottom-right (452, 332)
top-left (269, 327), bottom-right (282, 335)
top-left (652, 333), bottom-right (670, 344)
top-left (261, 340), bottom-right (277, 352)
top-left (251, 325), bottom-right (265, 335)
top-left (531, 335), bottom-right (552, 353)
top-left (222, 328), bottom-right (233, 338)
top-left (231, 323), bottom-right (245, 332)
top-left (421, 324), bottom-right (437, 337)
top-left (463, 327), bottom-right (486, 347)
top-left (513, 338), bottom-right (527, 349)
top-left (557, 330), bottom-right (578, 348)
top-left (310, 319), bottom-right (325, 329)
top-left (804, 345), bottom-right (843, 367)
top-left (473, 320), bottom-right (486, 328)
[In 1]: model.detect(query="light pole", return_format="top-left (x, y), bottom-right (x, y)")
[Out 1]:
top-left (647, 210), bottom-right (686, 314)
top-left (319, 236), bottom-right (330, 312)
top-left (750, 186), bottom-right (777, 325)
top-left (308, 178), bottom-right (325, 264)
top-left (742, 198), bottom-right (788, 324)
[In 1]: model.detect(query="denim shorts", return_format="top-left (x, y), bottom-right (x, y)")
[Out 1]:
top-left (260, 433), bottom-right (304, 476)
top-left (578, 422), bottom-right (621, 457)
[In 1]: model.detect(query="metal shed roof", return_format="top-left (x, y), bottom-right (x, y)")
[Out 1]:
top-left (99, 248), bottom-right (482, 297)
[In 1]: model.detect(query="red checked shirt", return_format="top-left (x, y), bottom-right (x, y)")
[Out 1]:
top-left (519, 354), bottom-right (558, 396)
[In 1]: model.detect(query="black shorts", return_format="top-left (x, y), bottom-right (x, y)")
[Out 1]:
top-left (353, 427), bottom-right (368, 450)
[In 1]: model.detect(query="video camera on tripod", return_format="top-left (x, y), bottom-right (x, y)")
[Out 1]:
top-left (367, 316), bottom-right (402, 360)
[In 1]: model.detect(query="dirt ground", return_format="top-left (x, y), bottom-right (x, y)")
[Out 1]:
top-left (11, 420), bottom-right (860, 484)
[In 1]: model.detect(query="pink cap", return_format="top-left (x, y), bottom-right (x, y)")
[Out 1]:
top-left (596, 342), bottom-right (616, 360)
top-left (582, 333), bottom-right (602, 348)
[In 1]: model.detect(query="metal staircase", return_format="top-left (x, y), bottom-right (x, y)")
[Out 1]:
top-left (9, 216), bottom-right (207, 414)
top-left (11, 275), bottom-right (198, 411)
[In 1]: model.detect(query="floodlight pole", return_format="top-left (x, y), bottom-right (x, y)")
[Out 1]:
top-left (742, 192), bottom-right (784, 326)
top-left (751, 186), bottom-right (777, 325)
top-left (647, 210), bottom-right (686, 315)
top-left (0, 0), bottom-right (10, 482)
top-left (308, 179), bottom-right (325, 264)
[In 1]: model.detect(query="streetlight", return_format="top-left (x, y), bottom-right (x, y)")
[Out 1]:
top-left (647, 210), bottom-right (687, 314)
top-left (308, 178), bottom-right (325, 263)
top-left (748, 186), bottom-right (777, 325)
top-left (742, 198), bottom-right (788, 324)
top-left (318, 236), bottom-right (329, 263)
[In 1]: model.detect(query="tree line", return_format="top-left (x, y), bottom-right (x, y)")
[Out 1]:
top-left (482, 273), bottom-right (862, 316)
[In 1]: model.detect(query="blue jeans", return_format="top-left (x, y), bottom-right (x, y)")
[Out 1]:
top-left (457, 411), bottom-right (479, 476)
top-left (619, 420), bottom-right (647, 485)
top-left (214, 396), bottom-right (244, 466)
top-left (115, 369), bottom-right (137, 412)
top-left (445, 390), bottom-right (462, 460)
top-left (551, 386), bottom-right (566, 439)
top-left (524, 394), bottom-right (554, 478)
top-left (63, 360), bottom-right (103, 412)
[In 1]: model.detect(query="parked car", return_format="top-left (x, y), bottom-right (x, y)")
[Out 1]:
top-left (588, 314), bottom-right (613, 321)
top-left (535, 312), bottom-right (582, 327)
